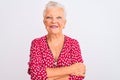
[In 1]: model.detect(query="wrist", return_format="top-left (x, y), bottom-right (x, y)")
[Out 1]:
top-left (67, 65), bottom-right (74, 74)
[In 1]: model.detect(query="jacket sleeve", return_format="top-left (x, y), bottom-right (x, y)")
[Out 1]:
top-left (28, 39), bottom-right (47, 80)
top-left (70, 39), bottom-right (84, 80)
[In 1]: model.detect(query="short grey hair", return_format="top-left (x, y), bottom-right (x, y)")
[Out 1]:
top-left (43, 1), bottom-right (66, 18)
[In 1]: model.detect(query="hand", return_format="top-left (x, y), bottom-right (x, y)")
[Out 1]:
top-left (70, 63), bottom-right (86, 77)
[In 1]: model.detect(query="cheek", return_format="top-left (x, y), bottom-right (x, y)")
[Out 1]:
top-left (44, 21), bottom-right (49, 26)
top-left (59, 21), bottom-right (66, 27)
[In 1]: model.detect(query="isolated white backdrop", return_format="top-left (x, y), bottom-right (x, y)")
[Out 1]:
top-left (0, 0), bottom-right (120, 80)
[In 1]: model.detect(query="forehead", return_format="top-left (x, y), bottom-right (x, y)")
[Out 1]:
top-left (45, 7), bottom-right (65, 16)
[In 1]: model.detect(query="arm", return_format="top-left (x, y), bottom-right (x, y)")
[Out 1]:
top-left (70, 39), bottom-right (86, 78)
top-left (46, 66), bottom-right (71, 78)
top-left (47, 63), bottom-right (85, 80)
top-left (48, 75), bottom-right (69, 80)
top-left (28, 39), bottom-right (47, 80)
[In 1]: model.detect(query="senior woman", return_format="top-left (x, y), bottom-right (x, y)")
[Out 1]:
top-left (28, 1), bottom-right (86, 80)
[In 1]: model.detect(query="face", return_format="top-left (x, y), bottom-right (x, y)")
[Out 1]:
top-left (43, 7), bottom-right (66, 35)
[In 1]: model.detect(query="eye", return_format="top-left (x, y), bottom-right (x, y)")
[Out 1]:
top-left (57, 16), bottom-right (62, 19)
top-left (46, 16), bottom-right (52, 19)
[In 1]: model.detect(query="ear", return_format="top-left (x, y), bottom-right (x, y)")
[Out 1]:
top-left (43, 19), bottom-right (47, 29)
top-left (63, 19), bottom-right (67, 28)
top-left (43, 19), bottom-right (45, 24)
top-left (64, 19), bottom-right (67, 26)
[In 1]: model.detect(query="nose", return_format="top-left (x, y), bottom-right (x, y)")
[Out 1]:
top-left (51, 17), bottom-right (57, 23)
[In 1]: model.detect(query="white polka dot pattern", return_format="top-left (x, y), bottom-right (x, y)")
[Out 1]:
top-left (28, 35), bottom-right (84, 80)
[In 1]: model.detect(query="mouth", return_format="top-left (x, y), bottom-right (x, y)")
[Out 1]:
top-left (50, 25), bottom-right (58, 29)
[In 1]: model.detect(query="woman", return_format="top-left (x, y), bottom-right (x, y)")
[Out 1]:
top-left (28, 1), bottom-right (86, 80)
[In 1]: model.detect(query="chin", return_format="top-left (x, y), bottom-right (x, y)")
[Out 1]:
top-left (49, 31), bottom-right (62, 35)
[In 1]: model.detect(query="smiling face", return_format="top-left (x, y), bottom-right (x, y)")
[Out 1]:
top-left (43, 7), bottom-right (66, 35)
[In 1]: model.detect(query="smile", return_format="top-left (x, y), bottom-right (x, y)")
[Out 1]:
top-left (50, 25), bottom-right (58, 29)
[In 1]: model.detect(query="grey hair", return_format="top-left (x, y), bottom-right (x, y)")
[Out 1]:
top-left (43, 1), bottom-right (66, 18)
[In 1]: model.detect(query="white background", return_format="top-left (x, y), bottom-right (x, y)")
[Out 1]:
top-left (0, 0), bottom-right (120, 80)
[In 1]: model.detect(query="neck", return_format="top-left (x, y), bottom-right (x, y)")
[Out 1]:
top-left (47, 33), bottom-right (64, 42)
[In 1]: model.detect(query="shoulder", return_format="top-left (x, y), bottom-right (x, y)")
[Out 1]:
top-left (31, 35), bottom-right (47, 45)
top-left (65, 35), bottom-right (79, 44)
